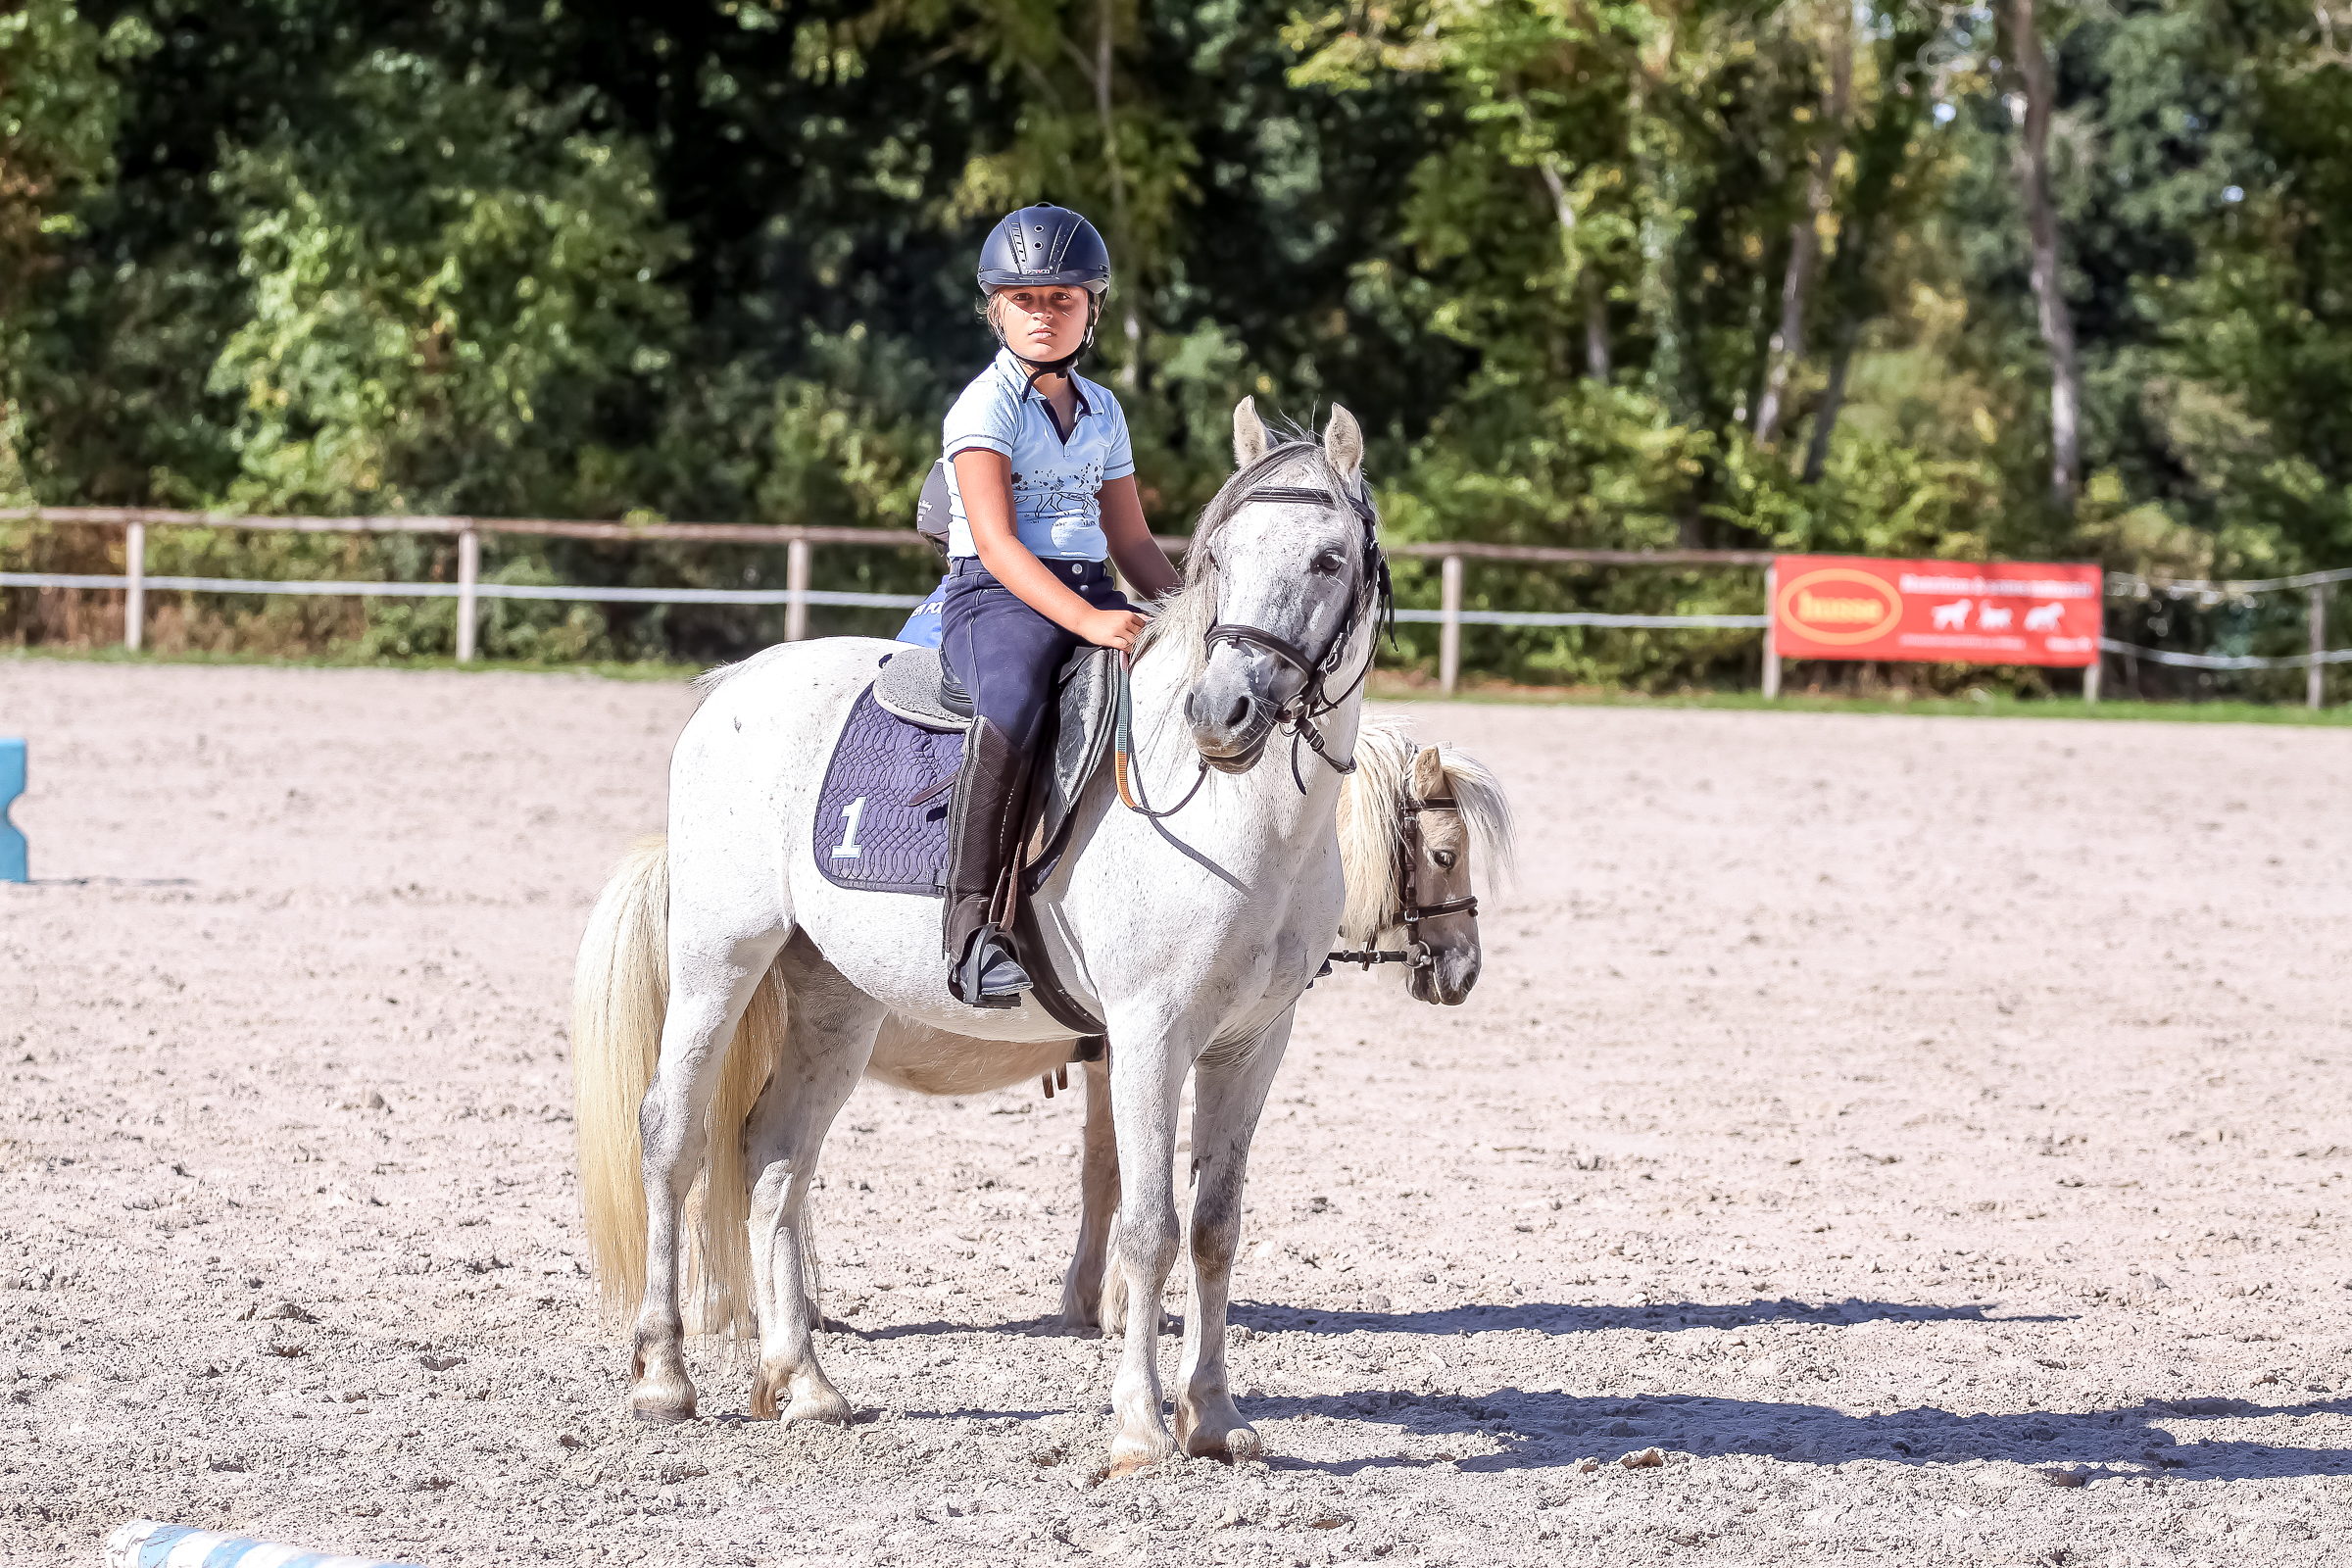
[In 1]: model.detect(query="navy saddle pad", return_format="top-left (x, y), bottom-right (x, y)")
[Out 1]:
top-left (813, 647), bottom-right (1118, 900)
top-left (813, 686), bottom-right (963, 898)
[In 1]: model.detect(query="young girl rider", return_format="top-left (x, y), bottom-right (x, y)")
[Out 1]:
top-left (937, 204), bottom-right (1183, 1007)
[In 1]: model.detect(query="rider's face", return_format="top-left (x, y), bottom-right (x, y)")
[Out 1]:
top-left (995, 287), bottom-right (1090, 362)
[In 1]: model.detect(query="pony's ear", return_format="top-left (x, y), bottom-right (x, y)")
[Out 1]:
top-left (1323, 403), bottom-right (1364, 487)
top-left (1411, 744), bottom-right (1446, 801)
top-left (1233, 396), bottom-right (1270, 469)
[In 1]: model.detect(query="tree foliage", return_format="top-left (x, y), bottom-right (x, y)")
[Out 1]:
top-left (1, 0), bottom-right (2347, 690)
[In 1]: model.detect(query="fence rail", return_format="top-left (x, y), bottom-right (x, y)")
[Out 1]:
top-left (0, 506), bottom-right (1774, 690)
top-left (0, 506), bottom-right (2335, 706)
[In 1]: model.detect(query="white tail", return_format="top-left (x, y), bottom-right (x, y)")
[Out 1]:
top-left (571, 835), bottom-right (782, 1335)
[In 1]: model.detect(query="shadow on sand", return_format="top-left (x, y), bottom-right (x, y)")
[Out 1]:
top-left (1227, 1296), bottom-right (2066, 1337)
top-left (1246, 1386), bottom-right (2352, 1484)
top-left (839, 1295), bottom-right (2054, 1344)
top-left (828, 1298), bottom-right (2347, 1483)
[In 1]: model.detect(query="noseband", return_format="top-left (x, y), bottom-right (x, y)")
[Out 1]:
top-left (1328, 793), bottom-right (1480, 972)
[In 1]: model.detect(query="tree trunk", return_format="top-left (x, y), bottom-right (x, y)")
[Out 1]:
top-left (1583, 270), bottom-right (1610, 382)
top-left (1754, 2), bottom-right (1852, 447)
top-left (1629, 57), bottom-right (1693, 422)
top-left (1537, 156), bottom-right (1610, 383)
top-left (2011, 0), bottom-right (2080, 510)
top-left (1801, 329), bottom-right (1854, 484)
top-left (1094, 0), bottom-right (1140, 391)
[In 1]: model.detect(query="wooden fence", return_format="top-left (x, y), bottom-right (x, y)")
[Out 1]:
top-left (18, 506), bottom-right (2337, 706)
top-left (0, 507), bottom-right (1771, 695)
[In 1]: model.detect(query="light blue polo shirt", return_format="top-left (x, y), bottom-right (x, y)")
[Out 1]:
top-left (942, 348), bottom-right (1134, 562)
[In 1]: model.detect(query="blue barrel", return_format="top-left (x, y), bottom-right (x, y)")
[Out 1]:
top-left (0, 737), bottom-right (24, 884)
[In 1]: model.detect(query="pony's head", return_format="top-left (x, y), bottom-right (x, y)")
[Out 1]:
top-left (1337, 720), bottom-right (1516, 1005)
top-left (1148, 399), bottom-right (1383, 773)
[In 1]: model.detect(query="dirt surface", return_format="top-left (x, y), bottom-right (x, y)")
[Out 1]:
top-left (5, 658), bottom-right (2352, 1567)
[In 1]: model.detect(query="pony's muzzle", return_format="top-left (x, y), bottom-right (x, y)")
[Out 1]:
top-left (1185, 654), bottom-right (1282, 772)
top-left (1409, 942), bottom-right (1480, 1005)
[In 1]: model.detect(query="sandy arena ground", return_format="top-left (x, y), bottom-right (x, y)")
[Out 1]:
top-left (4, 659), bottom-right (2352, 1567)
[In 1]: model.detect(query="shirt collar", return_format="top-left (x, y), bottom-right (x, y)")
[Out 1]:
top-left (993, 347), bottom-right (1094, 419)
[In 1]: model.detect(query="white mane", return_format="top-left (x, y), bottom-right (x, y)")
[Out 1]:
top-left (1335, 717), bottom-right (1516, 946)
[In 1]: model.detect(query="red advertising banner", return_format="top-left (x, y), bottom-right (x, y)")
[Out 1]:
top-left (1772, 555), bottom-right (2103, 667)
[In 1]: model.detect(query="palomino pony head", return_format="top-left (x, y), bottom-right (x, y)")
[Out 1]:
top-left (1336, 718), bottom-right (1516, 1004)
top-left (1152, 398), bottom-right (1383, 773)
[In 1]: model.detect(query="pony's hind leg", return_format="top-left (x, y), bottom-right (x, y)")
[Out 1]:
top-left (1173, 1010), bottom-right (1293, 1462)
top-left (1058, 1054), bottom-right (1120, 1334)
top-left (743, 933), bottom-right (883, 1424)
top-left (630, 923), bottom-right (787, 1422)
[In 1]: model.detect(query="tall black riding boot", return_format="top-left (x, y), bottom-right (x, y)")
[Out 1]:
top-left (943, 717), bottom-right (1034, 1007)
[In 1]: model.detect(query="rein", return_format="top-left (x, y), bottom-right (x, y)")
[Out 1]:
top-left (1113, 478), bottom-right (1393, 816)
top-left (1326, 793), bottom-right (1480, 972)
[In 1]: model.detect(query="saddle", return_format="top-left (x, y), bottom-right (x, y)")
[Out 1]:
top-left (815, 644), bottom-right (1118, 1035)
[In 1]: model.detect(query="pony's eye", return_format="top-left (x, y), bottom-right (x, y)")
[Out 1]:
top-left (1312, 550), bottom-right (1346, 575)
top-left (1432, 849), bottom-right (1456, 869)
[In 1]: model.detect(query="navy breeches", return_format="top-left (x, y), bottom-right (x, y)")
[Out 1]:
top-left (938, 556), bottom-right (1130, 755)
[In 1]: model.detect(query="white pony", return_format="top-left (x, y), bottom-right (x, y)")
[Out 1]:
top-left (576, 718), bottom-right (1513, 1354)
top-left (575, 402), bottom-right (1421, 1472)
top-left (860, 716), bottom-right (1513, 1332)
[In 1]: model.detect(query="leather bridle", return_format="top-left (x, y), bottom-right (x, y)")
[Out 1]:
top-left (1199, 482), bottom-right (1393, 793)
top-left (1114, 476), bottom-right (1395, 815)
top-left (1328, 792), bottom-right (1479, 972)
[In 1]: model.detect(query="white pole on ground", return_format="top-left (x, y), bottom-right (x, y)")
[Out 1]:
top-left (1439, 553), bottom-right (1462, 696)
top-left (106, 1519), bottom-right (423, 1568)
top-left (786, 537), bottom-right (811, 643)
top-left (456, 526), bottom-right (479, 663)
top-left (1760, 561), bottom-right (1781, 699)
top-left (2311, 586), bottom-right (2327, 710)
top-left (2083, 658), bottom-right (2100, 705)
top-left (124, 521), bottom-right (145, 652)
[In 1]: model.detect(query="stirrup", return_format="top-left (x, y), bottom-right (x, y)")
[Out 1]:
top-left (951, 925), bottom-right (1032, 1008)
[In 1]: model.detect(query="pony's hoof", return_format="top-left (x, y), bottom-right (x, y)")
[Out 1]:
top-left (1104, 1430), bottom-right (1178, 1479)
top-left (628, 1385), bottom-right (698, 1424)
top-left (751, 1364), bottom-right (852, 1426)
top-left (630, 1341), bottom-right (698, 1423)
top-left (1176, 1398), bottom-right (1260, 1463)
top-left (783, 1385), bottom-right (854, 1427)
top-left (1185, 1422), bottom-right (1262, 1463)
top-left (625, 1353), bottom-right (696, 1429)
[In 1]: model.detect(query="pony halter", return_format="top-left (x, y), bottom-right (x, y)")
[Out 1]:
top-left (1328, 792), bottom-right (1480, 972)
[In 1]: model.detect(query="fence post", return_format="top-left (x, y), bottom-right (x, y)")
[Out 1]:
top-left (124, 520), bottom-right (145, 653)
top-left (1439, 554), bottom-right (1462, 696)
top-left (456, 526), bottom-right (479, 663)
top-left (1760, 560), bottom-right (1780, 699)
top-left (2083, 659), bottom-right (2100, 705)
top-left (785, 537), bottom-right (811, 643)
top-left (2311, 586), bottom-right (2327, 710)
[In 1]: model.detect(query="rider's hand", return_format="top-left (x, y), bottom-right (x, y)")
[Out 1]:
top-left (1078, 607), bottom-right (1148, 652)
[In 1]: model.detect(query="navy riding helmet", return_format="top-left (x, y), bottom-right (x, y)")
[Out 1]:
top-left (978, 203), bottom-right (1110, 374)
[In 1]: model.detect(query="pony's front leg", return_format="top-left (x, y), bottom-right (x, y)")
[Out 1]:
top-left (1058, 1054), bottom-right (1120, 1334)
top-left (631, 930), bottom-right (785, 1423)
top-left (1104, 1025), bottom-right (1192, 1475)
top-left (1174, 1012), bottom-right (1290, 1462)
top-left (743, 935), bottom-right (881, 1424)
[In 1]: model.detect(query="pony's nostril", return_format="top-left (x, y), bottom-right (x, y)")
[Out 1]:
top-left (1223, 695), bottom-right (1252, 729)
